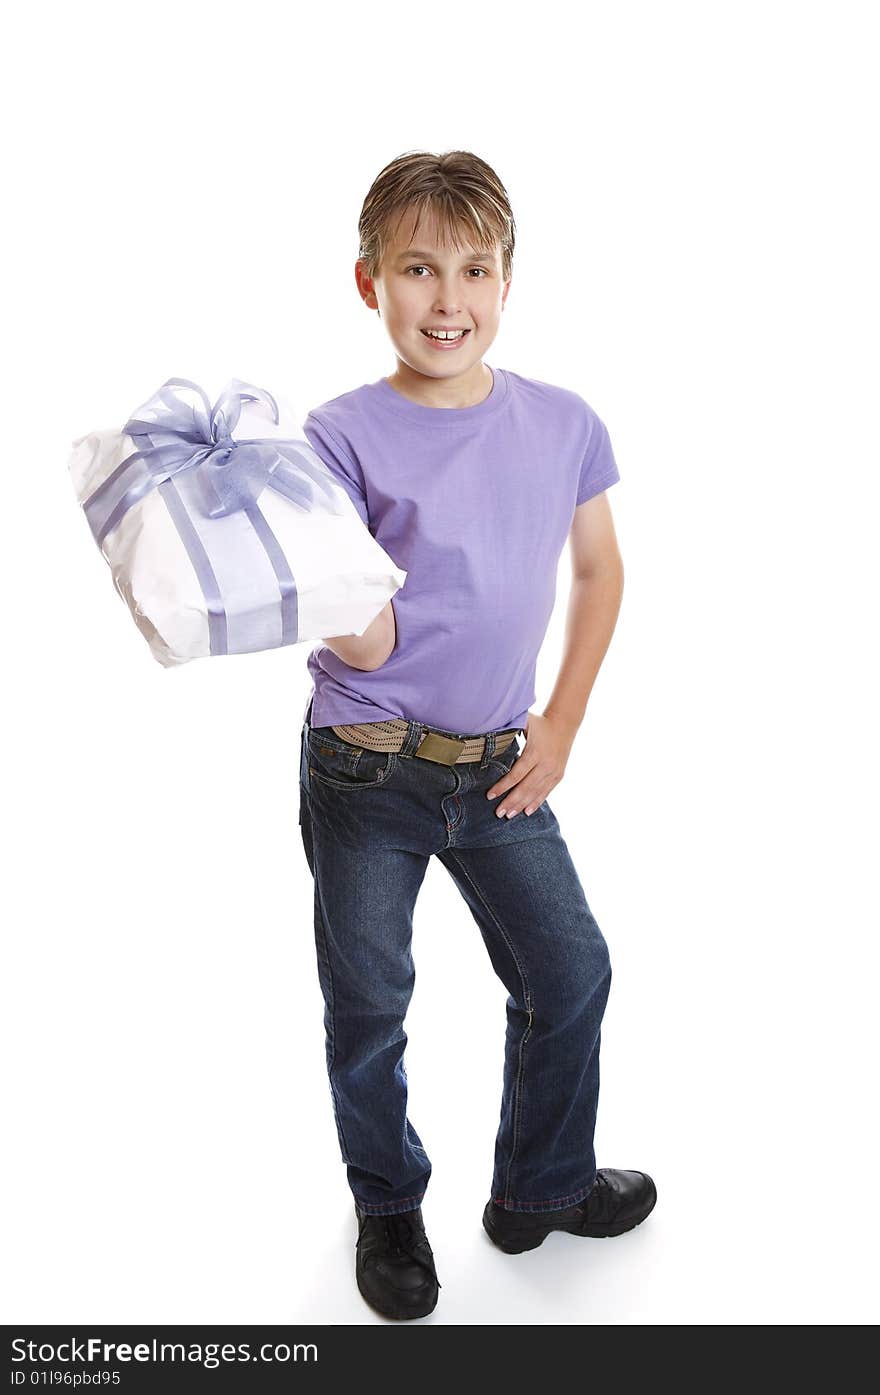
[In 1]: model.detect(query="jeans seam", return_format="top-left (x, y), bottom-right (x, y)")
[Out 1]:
top-left (307, 752), bottom-right (397, 792)
top-left (446, 850), bottom-right (533, 1203)
top-left (491, 1177), bottom-right (597, 1212)
top-left (488, 759), bottom-right (515, 776)
top-left (356, 1194), bottom-right (425, 1215)
top-left (313, 882), bottom-right (352, 1167)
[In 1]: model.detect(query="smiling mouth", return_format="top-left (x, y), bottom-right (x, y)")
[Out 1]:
top-left (420, 328), bottom-right (471, 340)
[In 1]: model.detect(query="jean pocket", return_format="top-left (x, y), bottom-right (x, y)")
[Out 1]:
top-left (487, 735), bottom-right (521, 777)
top-left (306, 728), bottom-right (396, 792)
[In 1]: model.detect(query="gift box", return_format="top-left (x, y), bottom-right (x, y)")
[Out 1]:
top-left (68, 377), bottom-right (406, 667)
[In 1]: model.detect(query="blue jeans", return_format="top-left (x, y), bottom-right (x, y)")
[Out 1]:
top-left (297, 700), bottom-right (612, 1216)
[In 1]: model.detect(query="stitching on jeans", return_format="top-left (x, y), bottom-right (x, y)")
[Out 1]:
top-left (487, 738), bottom-right (519, 777)
top-left (313, 875), bottom-right (352, 1166)
top-left (307, 731), bottom-right (356, 756)
top-left (307, 752), bottom-right (396, 792)
top-left (488, 753), bottom-right (518, 776)
top-left (491, 1177), bottom-right (596, 1210)
top-left (445, 850), bottom-right (533, 1203)
top-left (356, 1193), bottom-right (424, 1213)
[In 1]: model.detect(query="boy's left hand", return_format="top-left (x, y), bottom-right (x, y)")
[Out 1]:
top-left (486, 710), bottom-right (577, 818)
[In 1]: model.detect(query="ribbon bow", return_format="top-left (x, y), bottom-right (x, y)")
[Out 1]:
top-left (84, 376), bottom-right (346, 546)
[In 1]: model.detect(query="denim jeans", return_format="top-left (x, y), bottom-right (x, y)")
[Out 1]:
top-left (297, 699), bottom-right (612, 1216)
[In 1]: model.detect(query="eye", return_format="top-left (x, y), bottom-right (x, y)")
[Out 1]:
top-left (404, 266), bottom-right (489, 277)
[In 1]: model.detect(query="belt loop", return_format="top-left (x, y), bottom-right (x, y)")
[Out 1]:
top-left (400, 718), bottom-right (423, 757)
top-left (480, 730), bottom-right (497, 769)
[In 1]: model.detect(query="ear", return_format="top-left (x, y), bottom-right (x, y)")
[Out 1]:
top-left (355, 258), bottom-right (379, 311)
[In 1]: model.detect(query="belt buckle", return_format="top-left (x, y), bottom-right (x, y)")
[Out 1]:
top-left (416, 730), bottom-right (467, 765)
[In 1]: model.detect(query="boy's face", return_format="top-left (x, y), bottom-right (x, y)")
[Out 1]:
top-left (356, 205), bottom-right (510, 386)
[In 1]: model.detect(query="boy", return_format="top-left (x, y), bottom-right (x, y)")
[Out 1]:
top-left (298, 150), bottom-right (656, 1321)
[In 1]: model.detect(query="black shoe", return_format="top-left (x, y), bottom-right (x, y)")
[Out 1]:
top-left (482, 1169), bottom-right (657, 1254)
top-left (354, 1203), bottom-right (441, 1320)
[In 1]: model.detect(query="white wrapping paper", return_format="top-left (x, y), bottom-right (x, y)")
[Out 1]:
top-left (68, 378), bottom-right (407, 667)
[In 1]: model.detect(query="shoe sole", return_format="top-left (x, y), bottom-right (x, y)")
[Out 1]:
top-left (482, 1179), bottom-right (658, 1255)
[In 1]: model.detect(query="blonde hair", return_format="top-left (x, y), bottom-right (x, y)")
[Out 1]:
top-left (358, 150), bottom-right (515, 282)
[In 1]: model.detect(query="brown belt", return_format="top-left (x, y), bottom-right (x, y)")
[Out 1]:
top-left (330, 718), bottom-right (521, 766)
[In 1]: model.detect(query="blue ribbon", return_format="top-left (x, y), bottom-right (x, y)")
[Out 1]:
top-left (83, 376), bottom-right (345, 546)
top-left (80, 377), bottom-right (349, 658)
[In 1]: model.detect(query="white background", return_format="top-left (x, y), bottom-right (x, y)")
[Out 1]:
top-left (3, 0), bottom-right (877, 1326)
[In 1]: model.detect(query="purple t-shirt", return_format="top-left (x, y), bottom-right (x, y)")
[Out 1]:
top-left (302, 364), bottom-right (620, 735)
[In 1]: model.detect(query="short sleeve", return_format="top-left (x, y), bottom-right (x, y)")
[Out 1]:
top-left (576, 409), bottom-right (621, 506)
top-left (302, 411), bottom-right (371, 528)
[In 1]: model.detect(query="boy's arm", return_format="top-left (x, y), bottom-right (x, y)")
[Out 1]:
top-left (486, 491), bottom-right (623, 818)
top-left (322, 599), bottom-right (397, 671)
top-left (543, 492), bottom-right (624, 734)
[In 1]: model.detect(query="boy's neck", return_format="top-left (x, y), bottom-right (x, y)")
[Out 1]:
top-left (384, 360), bottom-right (494, 410)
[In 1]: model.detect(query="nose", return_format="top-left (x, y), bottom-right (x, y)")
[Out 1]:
top-left (432, 274), bottom-right (463, 315)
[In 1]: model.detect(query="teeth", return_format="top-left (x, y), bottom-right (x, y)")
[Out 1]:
top-left (423, 329), bottom-right (467, 340)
